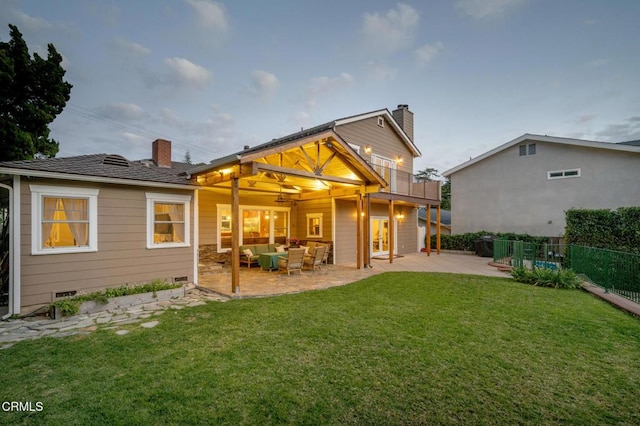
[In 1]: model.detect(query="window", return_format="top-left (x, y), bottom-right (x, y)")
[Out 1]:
top-left (377, 116), bottom-right (384, 127)
top-left (519, 144), bottom-right (536, 156)
top-left (547, 168), bottom-right (581, 180)
top-left (146, 193), bottom-right (191, 248)
top-left (217, 204), bottom-right (290, 251)
top-left (306, 213), bottom-right (323, 238)
top-left (30, 185), bottom-right (99, 255)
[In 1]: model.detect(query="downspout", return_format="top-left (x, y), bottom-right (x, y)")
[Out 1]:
top-left (1, 176), bottom-right (19, 319)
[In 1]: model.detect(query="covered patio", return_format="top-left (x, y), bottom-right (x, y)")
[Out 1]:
top-left (197, 252), bottom-right (509, 298)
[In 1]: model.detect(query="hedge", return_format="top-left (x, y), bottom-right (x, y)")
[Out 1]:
top-left (429, 231), bottom-right (547, 251)
top-left (565, 207), bottom-right (640, 254)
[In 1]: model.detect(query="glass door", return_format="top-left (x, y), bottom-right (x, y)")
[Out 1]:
top-left (371, 217), bottom-right (390, 256)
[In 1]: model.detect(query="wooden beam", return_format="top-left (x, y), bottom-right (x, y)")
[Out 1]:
top-left (426, 204), bottom-right (431, 256)
top-left (231, 177), bottom-right (240, 295)
top-left (294, 184), bottom-right (380, 201)
top-left (196, 163), bottom-right (258, 185)
top-left (255, 163), bottom-right (364, 186)
top-left (389, 200), bottom-right (394, 264)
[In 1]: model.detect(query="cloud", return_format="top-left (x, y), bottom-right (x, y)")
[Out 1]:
top-left (366, 61), bottom-right (395, 80)
top-left (164, 57), bottom-right (213, 89)
top-left (97, 103), bottom-right (148, 121)
top-left (595, 116), bottom-right (640, 142)
top-left (250, 70), bottom-right (279, 98)
top-left (415, 42), bottom-right (444, 67)
top-left (569, 114), bottom-right (597, 125)
top-left (185, 0), bottom-right (229, 35)
top-left (455, 0), bottom-right (525, 19)
top-left (361, 3), bottom-right (419, 55)
top-left (306, 73), bottom-right (354, 108)
top-left (110, 37), bottom-right (151, 59)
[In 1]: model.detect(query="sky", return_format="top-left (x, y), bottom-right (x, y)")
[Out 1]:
top-left (2, 0), bottom-right (639, 176)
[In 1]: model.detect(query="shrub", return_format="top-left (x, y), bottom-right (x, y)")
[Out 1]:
top-left (430, 231), bottom-right (548, 251)
top-left (49, 279), bottom-right (182, 317)
top-left (510, 267), bottom-right (582, 289)
top-left (565, 208), bottom-right (640, 254)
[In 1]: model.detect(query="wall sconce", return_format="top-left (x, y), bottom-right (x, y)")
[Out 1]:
top-left (361, 212), bottom-right (365, 217)
top-left (396, 213), bottom-right (405, 220)
top-left (364, 145), bottom-right (372, 154)
top-left (396, 156), bottom-right (404, 164)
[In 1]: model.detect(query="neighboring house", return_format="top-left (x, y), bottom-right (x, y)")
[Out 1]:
top-left (0, 104), bottom-right (440, 316)
top-left (442, 134), bottom-right (640, 237)
top-left (417, 207), bottom-right (451, 250)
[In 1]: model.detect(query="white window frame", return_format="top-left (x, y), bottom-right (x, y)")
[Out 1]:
top-left (377, 116), bottom-right (384, 128)
top-left (216, 204), bottom-right (290, 252)
top-left (306, 213), bottom-right (323, 238)
top-left (146, 193), bottom-right (191, 249)
top-left (547, 168), bottom-right (581, 180)
top-left (30, 185), bottom-right (99, 255)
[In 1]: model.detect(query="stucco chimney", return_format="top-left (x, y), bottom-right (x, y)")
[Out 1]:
top-left (392, 104), bottom-right (414, 142)
top-left (152, 139), bottom-right (172, 168)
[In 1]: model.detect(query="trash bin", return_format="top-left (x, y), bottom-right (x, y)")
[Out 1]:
top-left (474, 236), bottom-right (495, 257)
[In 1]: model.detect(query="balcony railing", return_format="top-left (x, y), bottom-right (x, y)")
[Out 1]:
top-left (368, 162), bottom-right (440, 201)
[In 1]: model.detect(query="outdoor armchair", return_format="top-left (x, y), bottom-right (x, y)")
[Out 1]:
top-left (278, 248), bottom-right (305, 275)
top-left (303, 245), bottom-right (326, 272)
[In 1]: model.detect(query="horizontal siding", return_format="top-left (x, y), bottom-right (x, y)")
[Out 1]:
top-left (19, 178), bottom-right (194, 309)
top-left (294, 198), bottom-right (332, 241)
top-left (336, 117), bottom-right (415, 174)
top-left (334, 199), bottom-right (357, 264)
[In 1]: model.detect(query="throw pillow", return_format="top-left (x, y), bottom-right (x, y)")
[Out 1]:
top-left (299, 245), bottom-right (309, 255)
top-left (243, 248), bottom-right (254, 257)
top-left (276, 245), bottom-right (286, 253)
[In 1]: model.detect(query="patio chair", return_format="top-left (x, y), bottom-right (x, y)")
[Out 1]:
top-left (303, 245), bottom-right (326, 272)
top-left (278, 248), bottom-right (305, 275)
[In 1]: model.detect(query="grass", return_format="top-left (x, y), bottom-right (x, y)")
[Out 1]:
top-left (2, 272), bottom-right (640, 424)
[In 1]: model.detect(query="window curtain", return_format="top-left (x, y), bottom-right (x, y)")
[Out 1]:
top-left (62, 198), bottom-right (88, 246)
top-left (167, 203), bottom-right (184, 243)
top-left (42, 197), bottom-right (58, 247)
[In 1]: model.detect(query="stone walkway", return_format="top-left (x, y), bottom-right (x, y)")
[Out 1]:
top-left (0, 287), bottom-right (227, 349)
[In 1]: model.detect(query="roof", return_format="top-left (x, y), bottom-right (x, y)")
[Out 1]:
top-left (190, 107), bottom-right (421, 174)
top-left (0, 154), bottom-right (195, 188)
top-left (418, 207), bottom-right (451, 225)
top-left (442, 133), bottom-right (640, 177)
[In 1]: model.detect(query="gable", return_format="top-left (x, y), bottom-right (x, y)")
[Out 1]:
top-left (443, 134), bottom-right (640, 177)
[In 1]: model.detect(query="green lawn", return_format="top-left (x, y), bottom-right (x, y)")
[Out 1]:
top-left (2, 272), bottom-right (640, 425)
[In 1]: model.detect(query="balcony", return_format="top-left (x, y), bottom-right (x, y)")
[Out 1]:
top-left (368, 162), bottom-right (440, 203)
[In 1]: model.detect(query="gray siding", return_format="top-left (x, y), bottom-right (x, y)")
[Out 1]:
top-left (336, 116), bottom-right (415, 175)
top-left (334, 199), bottom-right (357, 264)
top-left (20, 178), bottom-right (195, 309)
top-left (450, 142), bottom-right (640, 236)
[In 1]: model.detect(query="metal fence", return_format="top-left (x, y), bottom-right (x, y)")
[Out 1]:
top-left (494, 240), bottom-right (640, 304)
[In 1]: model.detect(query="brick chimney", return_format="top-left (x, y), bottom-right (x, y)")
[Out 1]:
top-left (152, 139), bottom-right (172, 168)
top-left (392, 104), bottom-right (414, 142)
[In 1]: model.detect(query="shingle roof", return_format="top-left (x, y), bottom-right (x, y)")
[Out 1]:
top-left (0, 154), bottom-right (194, 186)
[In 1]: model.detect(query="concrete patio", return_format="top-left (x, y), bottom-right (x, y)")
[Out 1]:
top-left (197, 252), bottom-right (509, 298)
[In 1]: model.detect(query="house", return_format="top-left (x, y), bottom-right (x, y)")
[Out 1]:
top-left (442, 134), bottom-right (640, 237)
top-left (0, 104), bottom-right (440, 316)
top-left (417, 207), bottom-right (451, 250)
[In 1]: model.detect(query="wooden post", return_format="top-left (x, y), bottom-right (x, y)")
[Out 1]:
top-left (426, 204), bottom-right (431, 256)
top-left (356, 195), bottom-right (362, 269)
top-left (364, 194), bottom-right (371, 268)
top-left (231, 177), bottom-right (240, 295)
top-left (389, 200), bottom-right (394, 264)
top-left (436, 204), bottom-right (441, 255)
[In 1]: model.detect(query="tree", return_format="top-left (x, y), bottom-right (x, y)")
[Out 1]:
top-left (414, 167), bottom-right (439, 182)
top-left (0, 24), bottom-right (72, 161)
top-left (183, 150), bottom-right (192, 164)
top-left (440, 178), bottom-right (451, 210)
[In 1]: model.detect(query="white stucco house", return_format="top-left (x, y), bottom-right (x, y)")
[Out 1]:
top-left (442, 134), bottom-right (640, 237)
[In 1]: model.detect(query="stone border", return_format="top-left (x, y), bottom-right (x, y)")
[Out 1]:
top-left (78, 287), bottom-right (186, 315)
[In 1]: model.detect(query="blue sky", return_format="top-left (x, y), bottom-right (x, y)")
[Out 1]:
top-left (2, 0), bottom-right (639, 175)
